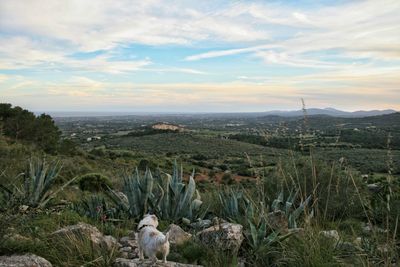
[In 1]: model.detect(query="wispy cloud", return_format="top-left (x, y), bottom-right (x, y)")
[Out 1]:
top-left (185, 0), bottom-right (400, 65)
top-left (0, 0), bottom-right (399, 111)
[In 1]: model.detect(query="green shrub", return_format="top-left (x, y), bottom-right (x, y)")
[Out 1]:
top-left (78, 173), bottom-right (112, 192)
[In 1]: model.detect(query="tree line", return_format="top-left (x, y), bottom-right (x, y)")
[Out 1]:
top-left (0, 103), bottom-right (61, 153)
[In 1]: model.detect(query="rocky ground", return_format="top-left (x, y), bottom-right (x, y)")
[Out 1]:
top-left (0, 219), bottom-right (244, 267)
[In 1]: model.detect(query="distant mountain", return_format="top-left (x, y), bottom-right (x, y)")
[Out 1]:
top-left (261, 108), bottom-right (397, 118)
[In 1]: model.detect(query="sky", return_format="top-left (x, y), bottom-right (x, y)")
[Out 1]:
top-left (0, 0), bottom-right (399, 113)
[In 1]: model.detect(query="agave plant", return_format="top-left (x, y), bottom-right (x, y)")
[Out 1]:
top-left (246, 218), bottom-right (293, 251)
top-left (218, 188), bottom-right (243, 222)
top-left (72, 194), bottom-right (114, 222)
top-left (0, 159), bottom-right (77, 209)
top-left (22, 159), bottom-right (63, 208)
top-left (107, 162), bottom-right (204, 222)
top-left (107, 168), bottom-right (159, 219)
top-left (271, 190), bottom-right (312, 228)
top-left (156, 162), bottom-right (204, 222)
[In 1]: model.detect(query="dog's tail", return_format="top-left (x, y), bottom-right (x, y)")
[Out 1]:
top-left (160, 232), bottom-right (169, 244)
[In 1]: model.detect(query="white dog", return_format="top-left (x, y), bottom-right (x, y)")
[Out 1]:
top-left (137, 214), bottom-right (170, 263)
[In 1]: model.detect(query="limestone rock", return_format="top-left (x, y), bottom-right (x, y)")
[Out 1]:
top-left (113, 258), bottom-right (202, 267)
top-left (167, 224), bottom-right (192, 246)
top-left (0, 254), bottom-right (52, 267)
top-left (197, 222), bottom-right (243, 254)
top-left (51, 222), bottom-right (118, 250)
top-left (319, 230), bottom-right (340, 242)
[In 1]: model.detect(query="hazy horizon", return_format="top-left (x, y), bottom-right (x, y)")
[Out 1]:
top-left (1, 0), bottom-right (400, 112)
top-left (31, 107), bottom-right (398, 118)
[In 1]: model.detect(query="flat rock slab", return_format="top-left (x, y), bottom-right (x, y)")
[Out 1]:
top-left (114, 258), bottom-right (202, 267)
top-left (0, 254), bottom-right (52, 267)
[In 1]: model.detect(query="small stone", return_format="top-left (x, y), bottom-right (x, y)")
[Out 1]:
top-left (120, 246), bottom-right (132, 253)
top-left (182, 218), bottom-right (191, 225)
top-left (19, 205), bottom-right (29, 212)
top-left (190, 219), bottom-right (212, 229)
top-left (120, 236), bottom-right (130, 246)
top-left (319, 230), bottom-right (340, 243)
top-left (367, 183), bottom-right (381, 193)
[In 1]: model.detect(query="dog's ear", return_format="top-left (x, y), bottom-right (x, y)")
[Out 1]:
top-left (151, 215), bottom-right (157, 221)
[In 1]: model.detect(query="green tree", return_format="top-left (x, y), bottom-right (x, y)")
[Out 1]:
top-left (0, 103), bottom-right (61, 153)
top-left (34, 114), bottom-right (61, 153)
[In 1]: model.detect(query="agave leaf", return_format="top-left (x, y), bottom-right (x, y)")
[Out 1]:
top-left (258, 220), bottom-right (267, 245)
top-left (249, 220), bottom-right (258, 248)
top-left (291, 194), bottom-right (312, 221)
top-left (106, 187), bottom-right (130, 212)
top-left (175, 175), bottom-right (196, 218)
top-left (38, 174), bottom-right (78, 208)
top-left (272, 191), bottom-right (284, 212)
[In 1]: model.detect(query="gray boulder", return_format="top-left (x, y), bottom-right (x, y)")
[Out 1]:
top-left (167, 224), bottom-right (192, 246)
top-left (0, 254), bottom-right (52, 267)
top-left (197, 222), bottom-right (243, 254)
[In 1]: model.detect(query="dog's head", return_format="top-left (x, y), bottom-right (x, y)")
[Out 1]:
top-left (138, 214), bottom-right (159, 230)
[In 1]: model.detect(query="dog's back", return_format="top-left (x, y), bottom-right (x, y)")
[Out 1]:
top-left (137, 215), bottom-right (170, 263)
